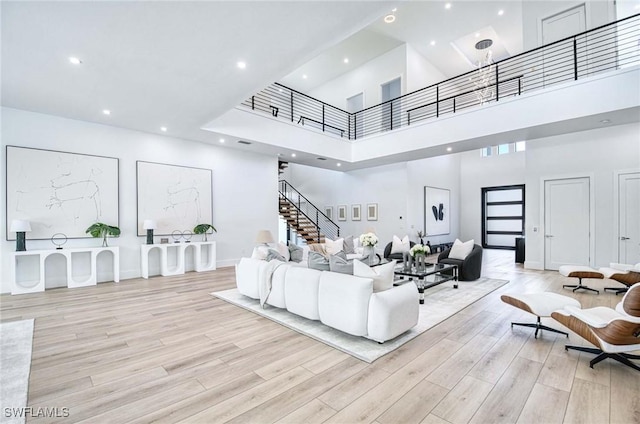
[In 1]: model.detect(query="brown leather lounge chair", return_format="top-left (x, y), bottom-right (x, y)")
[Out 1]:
top-left (552, 283), bottom-right (640, 372)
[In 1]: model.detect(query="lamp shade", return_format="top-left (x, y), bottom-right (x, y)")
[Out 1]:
top-left (143, 219), bottom-right (157, 230)
top-left (10, 220), bottom-right (31, 232)
top-left (255, 230), bottom-right (274, 244)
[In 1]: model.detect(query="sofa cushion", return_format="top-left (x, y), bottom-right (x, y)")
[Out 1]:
top-left (277, 242), bottom-right (290, 261)
top-left (288, 244), bottom-right (303, 262)
top-left (368, 283), bottom-right (419, 342)
top-left (390, 235), bottom-right (410, 254)
top-left (265, 264), bottom-right (289, 308)
top-left (318, 272), bottom-right (373, 336)
top-left (266, 249), bottom-right (286, 262)
top-left (329, 252), bottom-right (353, 275)
top-left (308, 251), bottom-right (330, 271)
top-left (325, 238), bottom-right (344, 255)
top-left (449, 239), bottom-right (474, 260)
top-left (308, 243), bottom-right (327, 256)
top-left (251, 245), bottom-right (269, 260)
top-left (284, 267), bottom-right (321, 320)
top-left (353, 259), bottom-right (396, 292)
top-left (343, 235), bottom-right (355, 254)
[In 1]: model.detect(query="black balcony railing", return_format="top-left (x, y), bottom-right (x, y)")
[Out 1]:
top-left (242, 14), bottom-right (640, 141)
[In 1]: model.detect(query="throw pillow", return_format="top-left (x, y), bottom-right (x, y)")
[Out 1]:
top-left (251, 245), bottom-right (269, 260)
top-left (449, 239), bottom-right (474, 260)
top-left (309, 243), bottom-right (328, 257)
top-left (288, 244), bottom-right (303, 262)
top-left (353, 259), bottom-right (396, 292)
top-left (308, 251), bottom-right (330, 271)
top-left (343, 235), bottom-right (355, 254)
top-left (325, 238), bottom-right (344, 255)
top-left (277, 241), bottom-right (290, 262)
top-left (266, 249), bottom-right (286, 262)
top-left (390, 235), bottom-right (410, 254)
top-left (329, 253), bottom-right (353, 275)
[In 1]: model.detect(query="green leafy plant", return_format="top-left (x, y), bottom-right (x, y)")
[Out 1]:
top-left (193, 223), bottom-right (217, 241)
top-left (86, 222), bottom-right (121, 247)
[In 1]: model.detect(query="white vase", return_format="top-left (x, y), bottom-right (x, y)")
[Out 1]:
top-left (363, 245), bottom-right (376, 265)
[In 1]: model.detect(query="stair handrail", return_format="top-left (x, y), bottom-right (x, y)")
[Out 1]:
top-left (279, 180), bottom-right (340, 242)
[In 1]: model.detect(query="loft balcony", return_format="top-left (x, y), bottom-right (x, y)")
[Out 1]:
top-left (205, 14), bottom-right (640, 169)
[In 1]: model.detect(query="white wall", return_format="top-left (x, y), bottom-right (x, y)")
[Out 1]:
top-left (405, 44), bottom-right (447, 93)
top-left (308, 45), bottom-right (408, 110)
top-left (1, 108), bottom-right (278, 293)
top-left (524, 122), bottom-right (640, 270)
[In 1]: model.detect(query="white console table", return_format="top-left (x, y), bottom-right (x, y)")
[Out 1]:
top-left (11, 247), bottom-right (120, 295)
top-left (140, 241), bottom-right (216, 279)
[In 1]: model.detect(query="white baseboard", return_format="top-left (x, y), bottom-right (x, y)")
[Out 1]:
top-left (524, 261), bottom-right (544, 270)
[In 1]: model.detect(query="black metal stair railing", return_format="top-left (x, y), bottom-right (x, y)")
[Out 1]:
top-left (279, 180), bottom-right (339, 243)
top-left (241, 13), bottom-right (640, 141)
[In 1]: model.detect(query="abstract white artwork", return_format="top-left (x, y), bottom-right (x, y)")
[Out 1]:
top-left (424, 186), bottom-right (450, 236)
top-left (137, 161), bottom-right (212, 236)
top-left (6, 146), bottom-right (119, 240)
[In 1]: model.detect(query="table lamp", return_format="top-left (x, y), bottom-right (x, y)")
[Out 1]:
top-left (255, 230), bottom-right (274, 246)
top-left (11, 219), bottom-right (32, 251)
top-left (143, 219), bottom-right (157, 245)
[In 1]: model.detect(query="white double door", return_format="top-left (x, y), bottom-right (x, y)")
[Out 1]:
top-left (618, 172), bottom-right (640, 264)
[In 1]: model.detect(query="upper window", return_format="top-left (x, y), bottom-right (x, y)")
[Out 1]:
top-left (480, 141), bottom-right (526, 157)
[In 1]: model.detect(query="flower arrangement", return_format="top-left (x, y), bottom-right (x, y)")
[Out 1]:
top-left (359, 232), bottom-right (378, 247)
top-left (410, 244), bottom-right (430, 257)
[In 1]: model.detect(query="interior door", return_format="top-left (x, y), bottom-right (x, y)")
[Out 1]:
top-left (544, 177), bottom-right (590, 270)
top-left (619, 172), bottom-right (640, 264)
top-left (541, 4), bottom-right (586, 86)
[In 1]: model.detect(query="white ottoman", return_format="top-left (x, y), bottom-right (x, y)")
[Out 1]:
top-left (501, 292), bottom-right (581, 338)
top-left (559, 265), bottom-right (604, 294)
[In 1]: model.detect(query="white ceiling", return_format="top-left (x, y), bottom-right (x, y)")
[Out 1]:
top-left (2, 1), bottom-right (637, 171)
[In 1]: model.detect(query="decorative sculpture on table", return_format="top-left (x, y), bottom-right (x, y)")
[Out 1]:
top-left (85, 222), bottom-right (120, 247)
top-left (10, 220), bottom-right (31, 252)
top-left (51, 233), bottom-right (68, 250)
top-left (143, 220), bottom-right (157, 245)
top-left (183, 230), bottom-right (193, 243)
top-left (193, 223), bottom-right (217, 241)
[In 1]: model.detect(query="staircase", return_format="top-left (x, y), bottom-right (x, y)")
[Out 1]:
top-left (278, 180), bottom-right (339, 244)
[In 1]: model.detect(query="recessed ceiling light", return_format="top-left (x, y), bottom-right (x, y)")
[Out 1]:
top-left (160, 127), bottom-right (167, 132)
top-left (291, 153), bottom-right (296, 157)
top-left (237, 61), bottom-right (246, 69)
top-left (337, 163), bottom-right (342, 167)
top-left (343, 58), bottom-right (349, 64)
top-left (475, 32), bottom-right (480, 38)
top-left (102, 109), bottom-right (111, 115)
top-left (498, 9), bottom-right (504, 16)
top-left (302, 74), bottom-right (307, 79)
top-left (219, 138), bottom-right (225, 143)
top-left (68, 57), bottom-right (82, 65)
top-left (635, 4), bottom-right (640, 9)
top-left (430, 40), bottom-right (436, 46)
top-left (447, 147), bottom-right (453, 152)
top-left (392, 8), bottom-right (397, 12)
top-left (445, 3), bottom-right (452, 10)
top-left (384, 14), bottom-right (396, 23)
top-left (600, 119), bottom-right (611, 124)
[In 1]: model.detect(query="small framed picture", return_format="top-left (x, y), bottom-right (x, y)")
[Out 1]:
top-left (337, 205), bottom-right (347, 221)
top-left (351, 204), bottom-right (361, 221)
top-left (324, 206), bottom-right (333, 221)
top-left (367, 203), bottom-right (378, 221)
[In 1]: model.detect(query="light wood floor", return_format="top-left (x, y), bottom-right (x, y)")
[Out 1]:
top-left (1, 250), bottom-right (638, 424)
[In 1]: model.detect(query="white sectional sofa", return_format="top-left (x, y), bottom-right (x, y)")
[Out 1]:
top-left (236, 257), bottom-right (419, 343)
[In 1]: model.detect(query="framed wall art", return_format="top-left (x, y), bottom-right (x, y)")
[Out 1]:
top-left (337, 205), bottom-right (347, 221)
top-left (324, 206), bottom-right (333, 221)
top-left (367, 203), bottom-right (378, 221)
top-left (424, 186), bottom-right (450, 235)
top-left (136, 161), bottom-right (213, 236)
top-left (351, 204), bottom-right (361, 221)
top-left (6, 146), bottom-right (119, 240)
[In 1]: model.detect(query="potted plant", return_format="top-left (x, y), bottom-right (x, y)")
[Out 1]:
top-left (193, 223), bottom-right (217, 241)
top-left (86, 222), bottom-right (121, 247)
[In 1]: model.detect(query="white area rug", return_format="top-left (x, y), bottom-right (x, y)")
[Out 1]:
top-left (212, 278), bottom-right (508, 363)
top-left (1, 319), bottom-right (35, 424)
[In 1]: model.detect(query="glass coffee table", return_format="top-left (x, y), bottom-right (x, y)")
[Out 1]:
top-left (393, 263), bottom-right (458, 304)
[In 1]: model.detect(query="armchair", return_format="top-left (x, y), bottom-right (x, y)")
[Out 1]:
top-left (438, 244), bottom-right (483, 281)
top-left (383, 241), bottom-right (416, 262)
top-left (551, 283), bottom-right (640, 372)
